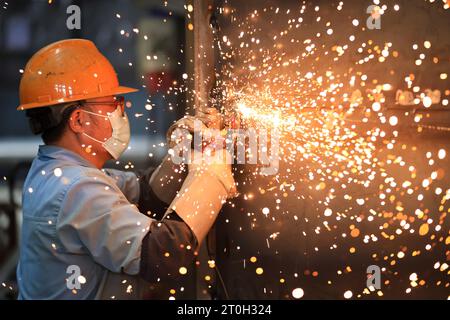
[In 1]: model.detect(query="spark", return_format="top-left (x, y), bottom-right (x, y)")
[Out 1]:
top-left (54, 168), bottom-right (62, 177)
top-left (292, 288), bottom-right (304, 299)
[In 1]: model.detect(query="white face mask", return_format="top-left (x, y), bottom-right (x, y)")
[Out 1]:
top-left (82, 106), bottom-right (130, 160)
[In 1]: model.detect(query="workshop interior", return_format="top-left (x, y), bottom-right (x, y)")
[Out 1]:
top-left (0, 0), bottom-right (449, 300)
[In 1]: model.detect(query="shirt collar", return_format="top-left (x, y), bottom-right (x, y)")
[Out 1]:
top-left (37, 145), bottom-right (96, 168)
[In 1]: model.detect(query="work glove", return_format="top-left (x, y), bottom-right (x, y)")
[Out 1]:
top-left (166, 146), bottom-right (237, 245)
top-left (150, 108), bottom-right (224, 205)
top-left (166, 108), bottom-right (223, 148)
top-left (188, 147), bottom-right (237, 199)
top-left (162, 109), bottom-right (238, 244)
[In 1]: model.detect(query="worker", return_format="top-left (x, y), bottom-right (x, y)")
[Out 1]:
top-left (15, 39), bottom-right (236, 299)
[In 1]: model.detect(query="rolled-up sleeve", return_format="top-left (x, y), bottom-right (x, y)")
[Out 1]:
top-left (57, 175), bottom-right (152, 275)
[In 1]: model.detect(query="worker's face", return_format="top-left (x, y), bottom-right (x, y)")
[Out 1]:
top-left (72, 96), bottom-right (126, 159)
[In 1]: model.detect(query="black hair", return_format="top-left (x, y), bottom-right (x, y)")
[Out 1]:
top-left (25, 104), bottom-right (79, 144)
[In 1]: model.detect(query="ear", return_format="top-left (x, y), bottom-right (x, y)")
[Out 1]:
top-left (67, 109), bottom-right (86, 133)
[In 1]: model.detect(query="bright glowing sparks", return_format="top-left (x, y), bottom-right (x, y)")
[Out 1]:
top-left (292, 288), bottom-right (304, 299)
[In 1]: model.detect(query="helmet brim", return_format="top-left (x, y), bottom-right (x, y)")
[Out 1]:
top-left (17, 86), bottom-right (139, 110)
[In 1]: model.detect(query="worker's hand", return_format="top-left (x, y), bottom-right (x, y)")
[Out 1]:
top-left (165, 145), bottom-right (237, 245)
top-left (188, 144), bottom-right (238, 199)
top-left (196, 107), bottom-right (224, 130)
top-left (151, 109), bottom-right (226, 205)
top-left (162, 110), bottom-right (237, 245)
top-left (166, 108), bottom-right (223, 148)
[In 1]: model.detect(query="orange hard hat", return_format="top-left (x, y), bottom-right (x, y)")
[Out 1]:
top-left (17, 39), bottom-right (138, 110)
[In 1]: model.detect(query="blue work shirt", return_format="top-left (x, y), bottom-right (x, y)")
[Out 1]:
top-left (17, 145), bottom-right (156, 299)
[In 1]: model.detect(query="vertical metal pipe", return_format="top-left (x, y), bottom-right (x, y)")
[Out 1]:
top-left (185, 0), bottom-right (219, 299)
top-left (191, 0), bottom-right (215, 114)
